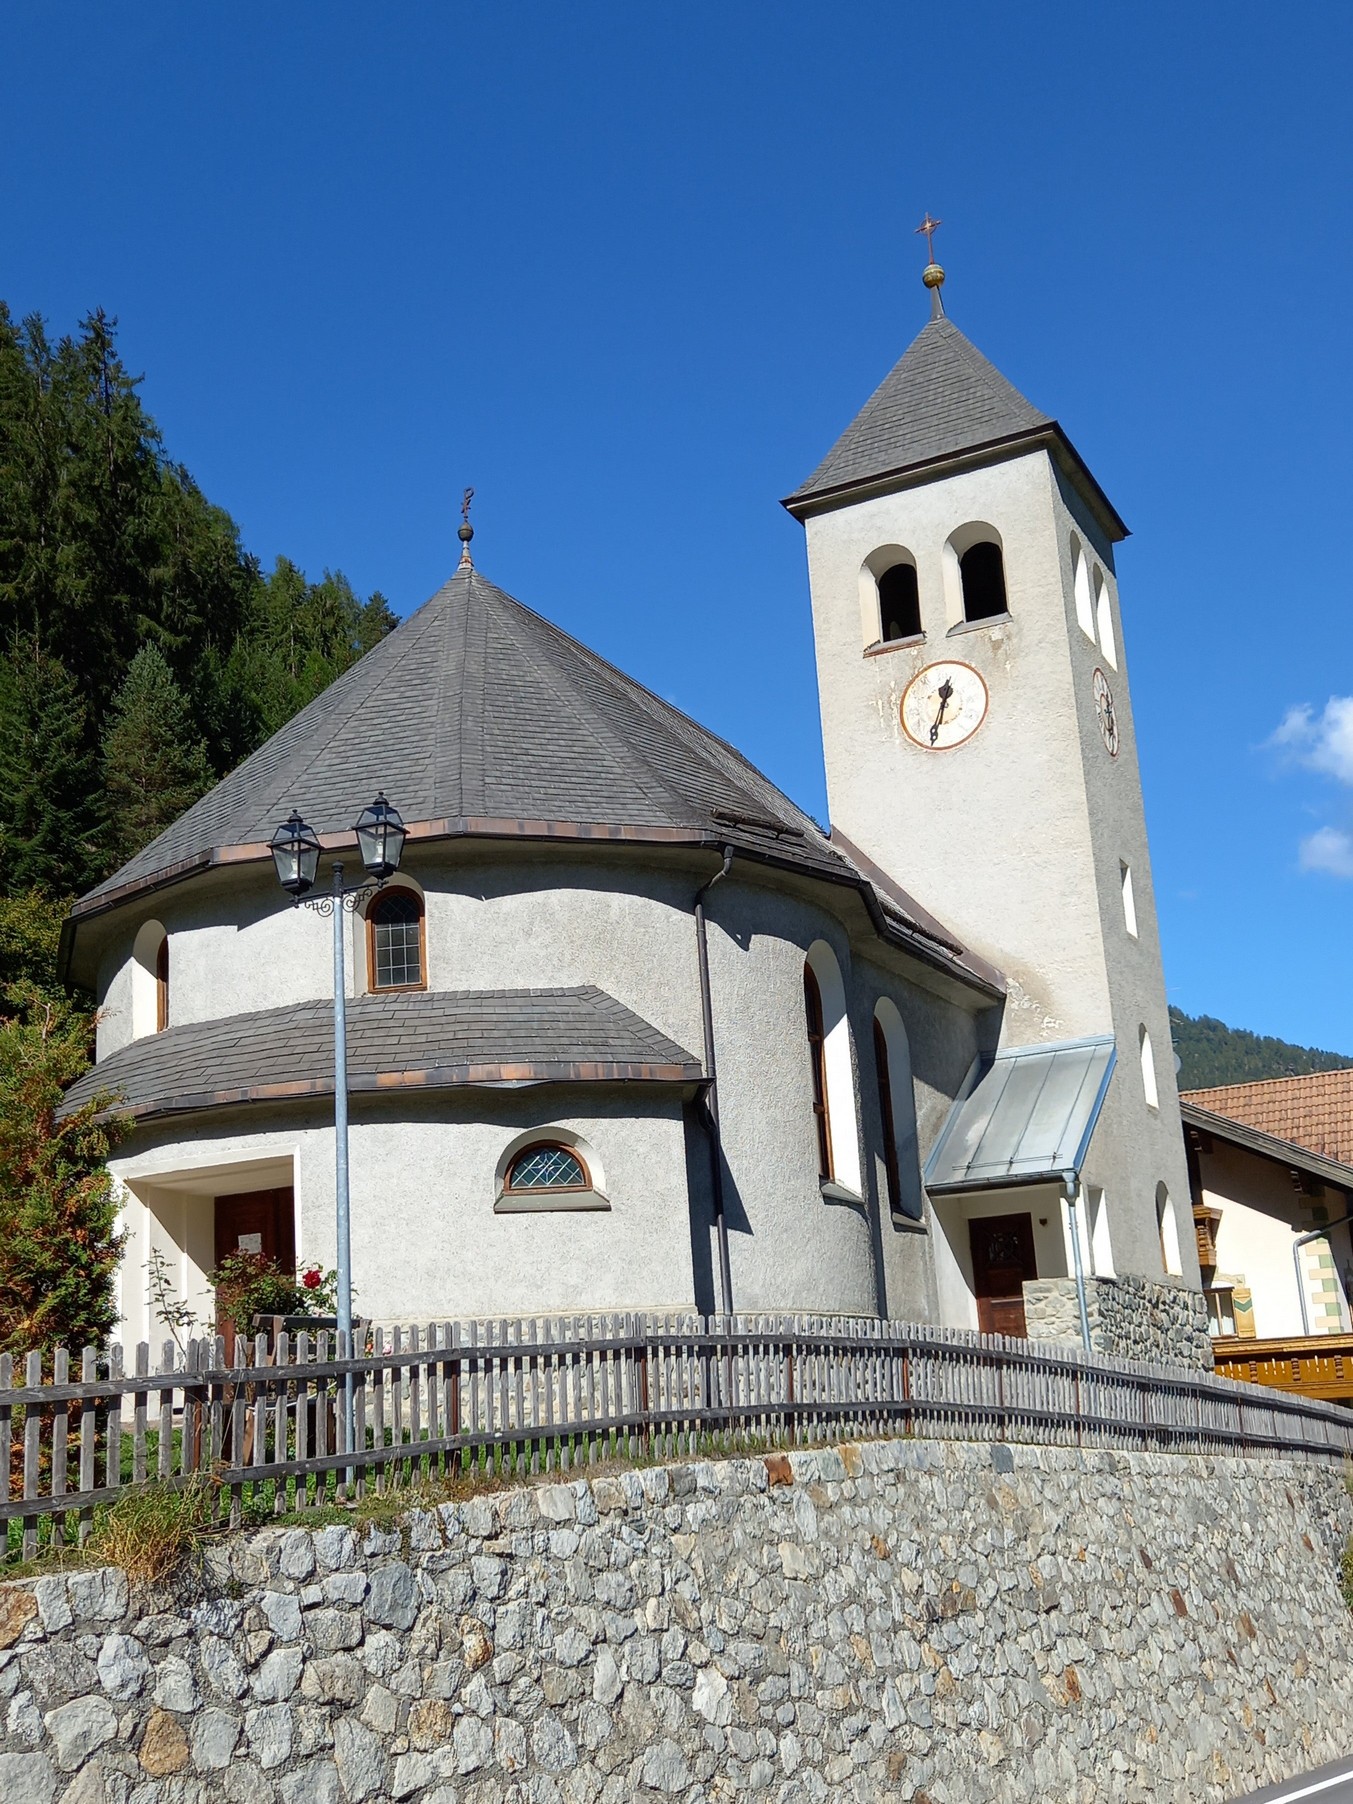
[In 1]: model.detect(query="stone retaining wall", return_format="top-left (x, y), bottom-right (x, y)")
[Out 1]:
top-left (1, 1436), bottom-right (1350, 1803)
top-left (1023, 1274), bottom-right (1214, 1369)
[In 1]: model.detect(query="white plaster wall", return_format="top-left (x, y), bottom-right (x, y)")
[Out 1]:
top-left (91, 845), bottom-right (991, 1326)
top-left (799, 448), bottom-right (1195, 1291)
top-left (1197, 1139), bottom-right (1353, 1339)
top-left (112, 1092), bottom-right (697, 1333)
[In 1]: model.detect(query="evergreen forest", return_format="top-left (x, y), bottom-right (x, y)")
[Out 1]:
top-left (1170, 1006), bottom-right (1352, 1092)
top-left (0, 304), bottom-right (396, 1352)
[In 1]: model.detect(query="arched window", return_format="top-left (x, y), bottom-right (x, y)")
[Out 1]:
top-left (804, 964), bottom-right (833, 1180)
top-left (1072, 541), bottom-right (1095, 641)
top-left (505, 1142), bottom-right (589, 1194)
top-left (877, 563), bottom-right (921, 643)
top-left (1157, 1182), bottom-right (1182, 1275)
top-left (1139, 1025), bottom-right (1159, 1110)
top-left (873, 1000), bottom-right (924, 1221)
top-left (960, 541), bottom-right (1008, 623)
top-left (131, 920), bottom-right (169, 1040)
top-left (367, 888), bottom-right (425, 992)
top-left (155, 934), bottom-right (169, 1033)
top-left (1094, 572), bottom-right (1117, 669)
top-left (804, 943), bottom-right (862, 1196)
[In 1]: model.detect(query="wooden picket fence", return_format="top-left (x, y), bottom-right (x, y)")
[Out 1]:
top-left (5, 1312), bottom-right (1353, 1562)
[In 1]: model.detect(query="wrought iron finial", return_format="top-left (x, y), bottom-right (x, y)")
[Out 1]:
top-left (915, 211), bottom-right (946, 317)
top-left (458, 486), bottom-right (475, 570)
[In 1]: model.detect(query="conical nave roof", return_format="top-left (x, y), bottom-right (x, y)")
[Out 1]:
top-left (66, 566), bottom-right (1002, 995)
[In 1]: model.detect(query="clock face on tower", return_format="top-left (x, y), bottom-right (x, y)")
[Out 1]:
top-left (900, 660), bottom-right (989, 751)
top-left (1093, 667), bottom-right (1119, 757)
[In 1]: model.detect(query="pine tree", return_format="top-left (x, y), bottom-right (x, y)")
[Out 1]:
top-left (0, 977), bottom-right (124, 1354)
top-left (0, 639), bottom-right (105, 892)
top-left (102, 644), bottom-right (212, 867)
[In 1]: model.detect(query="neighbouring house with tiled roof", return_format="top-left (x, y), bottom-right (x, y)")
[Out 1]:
top-left (1181, 1072), bottom-right (1353, 1351)
top-left (60, 260), bottom-right (1205, 1353)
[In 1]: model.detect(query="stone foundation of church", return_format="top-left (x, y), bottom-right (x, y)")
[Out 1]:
top-left (2, 1435), bottom-right (1349, 1803)
top-left (1023, 1274), bottom-right (1214, 1369)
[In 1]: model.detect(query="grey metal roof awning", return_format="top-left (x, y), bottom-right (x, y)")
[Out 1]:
top-left (924, 1035), bottom-right (1117, 1194)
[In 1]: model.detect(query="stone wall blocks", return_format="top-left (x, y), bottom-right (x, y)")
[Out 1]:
top-left (45, 1696), bottom-right (119, 1770)
top-left (305, 1612), bottom-right (363, 1657)
top-left (321, 1572), bottom-right (368, 1608)
top-left (31, 1580), bottom-right (72, 1638)
top-left (66, 1574), bottom-right (127, 1626)
top-left (244, 1702), bottom-right (294, 1770)
top-left (276, 1759), bottom-right (340, 1804)
top-left (312, 1528), bottom-right (357, 1574)
top-left (0, 1753), bottom-right (57, 1804)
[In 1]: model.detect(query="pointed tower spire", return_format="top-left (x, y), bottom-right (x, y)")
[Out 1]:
top-left (915, 211), bottom-right (946, 318)
top-left (458, 486), bottom-right (475, 571)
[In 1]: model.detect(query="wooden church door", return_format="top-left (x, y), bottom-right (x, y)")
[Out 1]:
top-left (214, 1188), bottom-right (295, 1355)
top-left (969, 1212), bottom-right (1037, 1338)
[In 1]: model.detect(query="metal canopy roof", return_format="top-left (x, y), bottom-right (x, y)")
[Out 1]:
top-left (924, 1035), bottom-right (1117, 1194)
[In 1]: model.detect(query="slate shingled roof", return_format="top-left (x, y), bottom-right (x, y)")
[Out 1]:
top-left (67, 566), bottom-right (1003, 997)
top-left (1182, 1069), bottom-right (1353, 1168)
top-left (60, 986), bottom-right (702, 1123)
top-left (79, 566), bottom-right (850, 905)
top-left (788, 317), bottom-right (1052, 508)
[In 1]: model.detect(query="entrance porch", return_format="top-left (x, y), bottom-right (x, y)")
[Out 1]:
top-left (114, 1153), bottom-right (298, 1348)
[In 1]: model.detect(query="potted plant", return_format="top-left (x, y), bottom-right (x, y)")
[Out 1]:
top-left (208, 1252), bottom-right (342, 1355)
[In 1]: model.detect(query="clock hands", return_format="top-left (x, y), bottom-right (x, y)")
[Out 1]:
top-left (929, 677), bottom-right (954, 746)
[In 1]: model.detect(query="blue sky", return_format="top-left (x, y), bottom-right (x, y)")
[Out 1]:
top-left (4, 4), bottom-right (1351, 1051)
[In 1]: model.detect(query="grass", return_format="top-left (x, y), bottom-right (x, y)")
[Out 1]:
top-left (86, 1476), bottom-right (215, 1587)
top-left (3, 1422), bottom-right (790, 1582)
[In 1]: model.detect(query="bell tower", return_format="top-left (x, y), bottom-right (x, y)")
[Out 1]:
top-left (784, 236), bottom-right (1196, 1290)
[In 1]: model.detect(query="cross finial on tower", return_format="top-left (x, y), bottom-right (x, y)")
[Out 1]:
top-left (914, 211), bottom-right (946, 317)
top-left (458, 486), bottom-right (475, 570)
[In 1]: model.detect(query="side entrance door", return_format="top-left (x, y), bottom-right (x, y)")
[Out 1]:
top-left (969, 1211), bottom-right (1037, 1337)
top-left (214, 1188), bottom-right (296, 1353)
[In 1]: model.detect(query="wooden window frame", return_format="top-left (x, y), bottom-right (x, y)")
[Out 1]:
top-left (873, 1015), bottom-right (903, 1217)
top-left (155, 934), bottom-right (169, 1033)
top-left (504, 1142), bottom-right (592, 1196)
top-left (365, 887), bottom-right (428, 994)
top-left (804, 962), bottom-right (834, 1182)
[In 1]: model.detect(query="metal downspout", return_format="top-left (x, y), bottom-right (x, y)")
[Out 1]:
top-left (1063, 1172), bottom-right (1093, 1354)
top-left (1292, 1208), bottom-right (1353, 1337)
top-left (694, 847), bottom-right (735, 1316)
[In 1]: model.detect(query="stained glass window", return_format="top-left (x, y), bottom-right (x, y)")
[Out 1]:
top-left (369, 890), bottom-right (423, 990)
top-left (506, 1144), bottom-right (588, 1192)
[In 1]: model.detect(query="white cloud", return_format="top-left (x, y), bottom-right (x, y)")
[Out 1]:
top-left (1299, 826), bottom-right (1353, 879)
top-left (1272, 696), bottom-right (1353, 786)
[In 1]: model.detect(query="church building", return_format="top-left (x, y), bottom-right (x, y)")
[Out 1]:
top-left (60, 249), bottom-right (1204, 1354)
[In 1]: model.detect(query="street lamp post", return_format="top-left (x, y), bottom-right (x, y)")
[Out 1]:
top-left (270, 793), bottom-right (407, 1474)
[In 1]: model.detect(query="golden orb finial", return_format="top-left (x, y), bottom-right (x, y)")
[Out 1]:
top-left (458, 486), bottom-right (475, 571)
top-left (915, 212), bottom-right (946, 315)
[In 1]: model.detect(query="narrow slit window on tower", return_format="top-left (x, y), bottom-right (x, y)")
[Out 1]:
top-left (1072, 544), bottom-right (1095, 641)
top-left (803, 963), bottom-right (833, 1181)
top-left (1139, 1025), bottom-right (1159, 1110)
top-left (877, 563), bottom-right (921, 642)
top-left (155, 934), bottom-right (169, 1033)
top-left (1094, 572), bottom-right (1118, 669)
top-left (959, 541), bottom-right (1008, 622)
top-left (1120, 862), bottom-right (1138, 937)
top-left (873, 1016), bottom-right (902, 1215)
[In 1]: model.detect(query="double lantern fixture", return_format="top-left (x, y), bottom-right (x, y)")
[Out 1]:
top-left (267, 790), bottom-right (408, 1481)
top-left (269, 791), bottom-right (408, 897)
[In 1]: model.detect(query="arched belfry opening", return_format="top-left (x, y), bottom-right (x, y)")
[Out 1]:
top-left (959, 541), bottom-right (1008, 622)
top-left (878, 563), bottom-right (921, 642)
